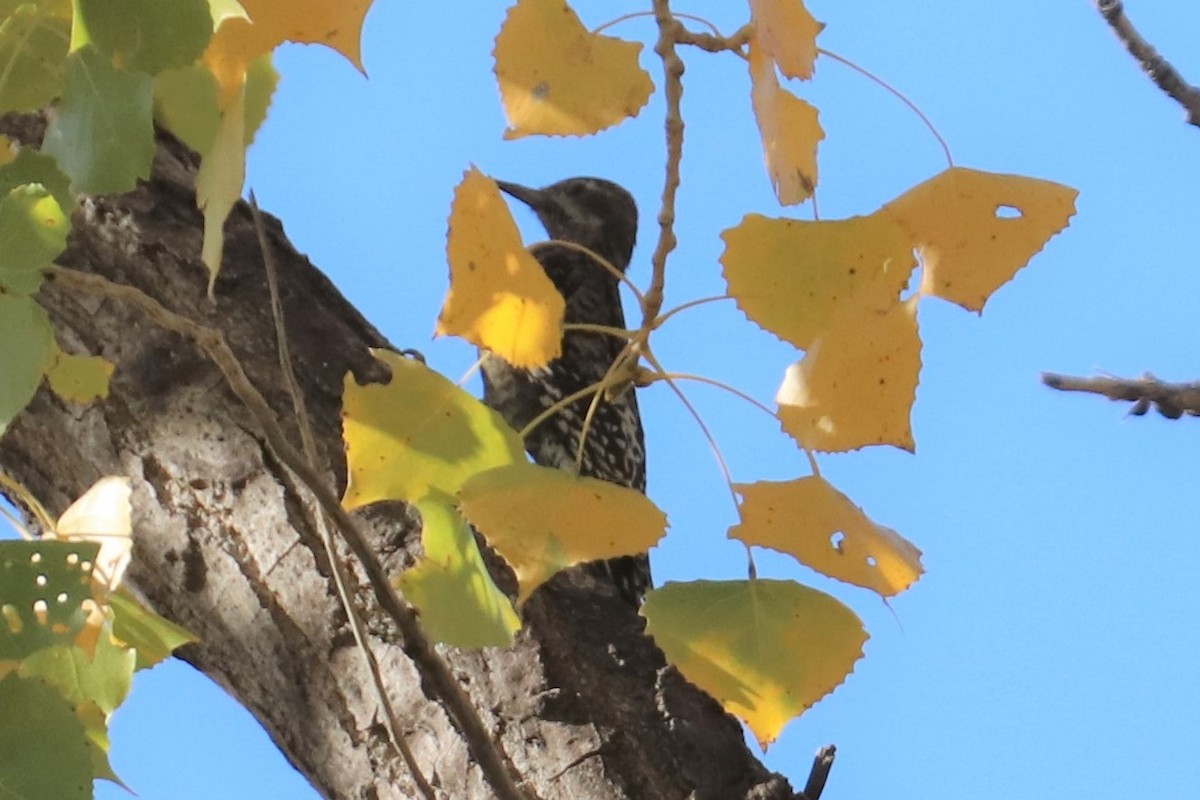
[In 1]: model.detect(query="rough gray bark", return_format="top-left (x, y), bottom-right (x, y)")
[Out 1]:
top-left (0, 114), bottom-right (797, 800)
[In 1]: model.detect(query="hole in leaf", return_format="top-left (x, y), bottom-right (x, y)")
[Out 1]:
top-left (995, 205), bottom-right (1022, 219)
top-left (830, 531), bottom-right (845, 552)
top-left (866, 556), bottom-right (878, 567)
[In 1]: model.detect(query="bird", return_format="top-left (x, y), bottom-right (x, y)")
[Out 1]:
top-left (481, 176), bottom-right (651, 606)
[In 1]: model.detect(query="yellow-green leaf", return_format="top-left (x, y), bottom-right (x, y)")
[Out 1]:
top-left (45, 348), bottom-right (114, 403)
top-left (642, 579), bottom-right (866, 748)
top-left (397, 497), bottom-right (520, 648)
top-left (721, 213), bottom-right (914, 350)
top-left (341, 350), bottom-right (525, 508)
top-left (459, 462), bottom-right (667, 604)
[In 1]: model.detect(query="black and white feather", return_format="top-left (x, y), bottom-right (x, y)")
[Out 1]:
top-left (482, 177), bottom-right (650, 605)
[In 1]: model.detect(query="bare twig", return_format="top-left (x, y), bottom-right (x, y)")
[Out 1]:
top-left (645, 0), bottom-right (685, 326)
top-left (675, 22), bottom-right (753, 56)
top-left (798, 744), bottom-right (836, 800)
top-left (249, 196), bottom-right (437, 800)
top-left (45, 265), bottom-right (534, 800)
top-left (1043, 371), bottom-right (1200, 418)
top-left (1095, 0), bottom-right (1200, 128)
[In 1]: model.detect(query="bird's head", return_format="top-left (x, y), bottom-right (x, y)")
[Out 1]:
top-left (497, 177), bottom-right (638, 273)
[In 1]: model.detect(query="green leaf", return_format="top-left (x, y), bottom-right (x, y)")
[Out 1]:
top-left (76, 0), bottom-right (212, 75)
top-left (0, 674), bottom-right (92, 799)
top-left (154, 63), bottom-right (219, 152)
top-left (43, 45), bottom-right (155, 194)
top-left (0, 182), bottom-right (68, 293)
top-left (642, 579), bottom-right (867, 748)
top-left (397, 496), bottom-right (520, 648)
top-left (19, 639), bottom-right (135, 714)
top-left (109, 589), bottom-right (196, 670)
top-left (0, 540), bottom-right (101, 659)
top-left (341, 349), bottom-right (526, 508)
top-left (0, 293), bottom-right (55, 435)
top-left (0, 146), bottom-right (74, 213)
top-left (0, 3), bottom-right (70, 113)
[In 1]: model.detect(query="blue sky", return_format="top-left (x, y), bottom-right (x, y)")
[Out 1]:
top-left (92, 2), bottom-right (1200, 798)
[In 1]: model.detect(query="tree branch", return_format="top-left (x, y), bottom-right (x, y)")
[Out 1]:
top-left (1043, 371), bottom-right (1200, 418)
top-left (1094, 0), bottom-right (1200, 128)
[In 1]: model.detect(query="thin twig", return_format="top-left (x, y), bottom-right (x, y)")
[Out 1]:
top-left (1043, 371), bottom-right (1200, 419)
top-left (674, 22), bottom-right (753, 56)
top-left (248, 196), bottom-right (437, 800)
top-left (1095, 0), bottom-right (1200, 128)
top-left (45, 265), bottom-right (533, 800)
top-left (645, 1), bottom-right (685, 326)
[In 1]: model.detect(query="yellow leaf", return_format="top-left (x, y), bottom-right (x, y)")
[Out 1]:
top-left (721, 213), bottom-right (915, 350)
top-left (880, 167), bottom-right (1078, 312)
top-left (51, 476), bottom-right (132, 592)
top-left (437, 167), bottom-right (566, 369)
top-left (748, 0), bottom-right (824, 81)
top-left (341, 350), bottom-right (525, 508)
top-left (748, 41), bottom-right (823, 206)
top-left (203, 0), bottom-right (369, 104)
top-left (494, 0), bottom-right (654, 139)
top-left (459, 462), bottom-right (667, 604)
top-left (642, 580), bottom-right (865, 748)
top-left (777, 297), bottom-right (921, 452)
top-left (730, 477), bottom-right (923, 597)
top-left (397, 497), bottom-right (520, 648)
top-left (44, 347), bottom-right (113, 403)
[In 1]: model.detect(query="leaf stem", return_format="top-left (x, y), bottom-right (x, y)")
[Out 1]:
top-left (817, 47), bottom-right (953, 168)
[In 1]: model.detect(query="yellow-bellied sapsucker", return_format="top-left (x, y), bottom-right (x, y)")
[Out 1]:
top-left (482, 177), bottom-right (650, 605)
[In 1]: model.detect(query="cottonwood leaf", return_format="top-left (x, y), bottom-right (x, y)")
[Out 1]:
top-left (748, 0), bottom-right (823, 81)
top-left (45, 348), bottom-right (114, 403)
top-left (19, 639), bottom-right (134, 716)
top-left (776, 296), bottom-right (921, 452)
top-left (494, 0), bottom-right (654, 139)
top-left (43, 46), bottom-right (154, 195)
top-left (459, 462), bottom-right (667, 604)
top-left (881, 167), bottom-right (1079, 312)
top-left (0, 540), bottom-right (101, 660)
top-left (437, 167), bottom-right (565, 368)
top-left (0, 3), bottom-right (70, 113)
top-left (75, 0), bottom-right (213, 75)
top-left (397, 497), bottom-right (520, 648)
top-left (0, 675), bottom-right (92, 798)
top-left (342, 349), bottom-right (525, 508)
top-left (642, 579), bottom-right (865, 748)
top-left (749, 40), bottom-right (823, 205)
top-left (51, 476), bottom-right (132, 593)
top-left (0, 182), bottom-right (67, 294)
top-left (721, 213), bottom-right (914, 350)
top-left (202, 0), bottom-right (368, 102)
top-left (0, 146), bottom-right (73, 214)
top-left (731, 477), bottom-right (923, 596)
top-left (109, 590), bottom-right (196, 671)
top-left (0, 293), bottom-right (55, 435)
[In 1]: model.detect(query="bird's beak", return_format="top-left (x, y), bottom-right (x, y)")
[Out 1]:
top-left (496, 180), bottom-right (543, 211)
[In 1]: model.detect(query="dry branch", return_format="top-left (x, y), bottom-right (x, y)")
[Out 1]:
top-left (1095, 0), bottom-right (1200, 128)
top-left (1043, 371), bottom-right (1200, 418)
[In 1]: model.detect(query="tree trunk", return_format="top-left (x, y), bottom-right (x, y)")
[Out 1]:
top-left (0, 113), bottom-right (796, 800)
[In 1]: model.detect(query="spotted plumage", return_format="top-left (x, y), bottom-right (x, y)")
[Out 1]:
top-left (482, 177), bottom-right (650, 605)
